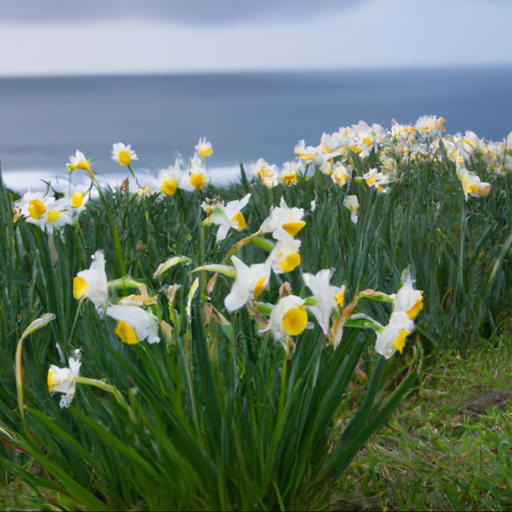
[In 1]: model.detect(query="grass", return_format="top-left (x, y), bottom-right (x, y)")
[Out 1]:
top-left (4, 338), bottom-right (511, 511)
top-left (335, 336), bottom-right (512, 511)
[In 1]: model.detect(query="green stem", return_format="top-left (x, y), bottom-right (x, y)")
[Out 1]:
top-left (198, 203), bottom-right (207, 302)
top-left (68, 298), bottom-right (84, 345)
top-left (15, 339), bottom-right (26, 431)
top-left (92, 177), bottom-right (126, 276)
top-left (127, 164), bottom-right (142, 188)
top-left (457, 196), bottom-right (466, 304)
top-left (277, 355), bottom-right (289, 416)
top-left (74, 376), bottom-right (135, 422)
top-left (15, 313), bottom-right (55, 430)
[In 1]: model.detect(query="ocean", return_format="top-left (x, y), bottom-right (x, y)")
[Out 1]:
top-left (1, 67), bottom-right (511, 189)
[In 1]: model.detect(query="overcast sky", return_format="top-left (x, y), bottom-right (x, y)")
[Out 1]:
top-left (0, 0), bottom-right (510, 76)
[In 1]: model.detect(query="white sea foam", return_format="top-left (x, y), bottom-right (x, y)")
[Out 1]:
top-left (1, 164), bottom-right (248, 192)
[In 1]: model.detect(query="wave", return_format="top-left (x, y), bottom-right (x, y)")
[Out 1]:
top-left (1, 165), bottom-right (247, 191)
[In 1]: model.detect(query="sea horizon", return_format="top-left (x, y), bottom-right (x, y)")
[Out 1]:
top-left (2, 66), bottom-right (512, 190)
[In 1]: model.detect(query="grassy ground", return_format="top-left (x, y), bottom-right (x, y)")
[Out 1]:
top-left (334, 336), bottom-right (512, 511)
top-left (4, 339), bottom-right (510, 511)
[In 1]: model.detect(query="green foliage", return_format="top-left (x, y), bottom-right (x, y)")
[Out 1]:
top-left (335, 338), bottom-right (512, 511)
top-left (1, 155), bottom-right (511, 509)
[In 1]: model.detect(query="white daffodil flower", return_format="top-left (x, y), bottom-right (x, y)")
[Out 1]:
top-left (224, 256), bottom-right (271, 313)
top-left (73, 250), bottom-right (109, 310)
top-left (391, 121), bottom-right (416, 142)
top-left (331, 164), bottom-right (352, 187)
top-left (343, 195), bottom-right (360, 224)
top-left (41, 198), bottom-right (73, 234)
top-left (260, 198), bottom-right (305, 239)
top-left (208, 193), bottom-right (251, 242)
top-left (16, 193), bottom-right (73, 233)
top-left (415, 115), bottom-right (445, 137)
top-left (267, 230), bottom-right (302, 274)
top-left (112, 143), bottom-right (138, 167)
top-left (392, 270), bottom-right (424, 320)
top-left (107, 305), bottom-right (160, 345)
top-left (180, 157), bottom-right (209, 192)
top-left (15, 191), bottom-right (50, 228)
top-left (303, 269), bottom-right (345, 335)
top-left (352, 121), bottom-right (387, 157)
top-left (67, 150), bottom-right (92, 174)
top-left (269, 295), bottom-right (308, 351)
top-left (253, 158), bottom-right (279, 188)
top-left (67, 186), bottom-right (89, 214)
top-left (280, 161), bottom-right (303, 186)
top-left (320, 130), bottom-right (348, 153)
top-left (294, 140), bottom-right (319, 162)
top-left (47, 351), bottom-right (81, 408)
top-left (363, 168), bottom-right (389, 193)
top-left (457, 167), bottom-right (491, 200)
top-left (195, 137), bottom-right (213, 160)
top-left (158, 159), bottom-right (185, 197)
top-left (375, 311), bottom-right (415, 359)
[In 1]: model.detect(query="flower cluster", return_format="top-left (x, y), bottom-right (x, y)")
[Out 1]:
top-left (14, 186), bottom-right (88, 233)
top-left (15, 116), bottom-right (511, 238)
top-left (47, 190), bottom-right (423, 408)
top-left (72, 250), bottom-right (160, 346)
top-left (198, 197), bottom-right (423, 357)
top-left (246, 115), bottom-right (512, 200)
top-left (15, 128), bottom-right (433, 411)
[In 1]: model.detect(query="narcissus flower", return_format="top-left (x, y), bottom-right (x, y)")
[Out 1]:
top-left (352, 121), bottom-right (386, 157)
top-left (112, 143), bottom-right (138, 167)
top-left (41, 198), bottom-right (73, 234)
top-left (253, 158), bottom-right (279, 188)
top-left (268, 231), bottom-right (302, 274)
top-left (224, 256), bottom-right (271, 313)
top-left (195, 137), bottom-right (213, 160)
top-left (331, 164), bottom-right (352, 187)
top-left (15, 192), bottom-right (50, 227)
top-left (343, 195), bottom-right (360, 224)
top-left (206, 193), bottom-right (251, 242)
top-left (67, 150), bottom-right (92, 174)
top-left (15, 193), bottom-right (73, 233)
top-left (158, 160), bottom-right (185, 197)
top-left (181, 158), bottom-right (209, 192)
top-left (392, 270), bottom-right (424, 320)
top-left (320, 130), bottom-right (347, 153)
top-left (391, 121), bottom-right (415, 142)
top-left (375, 311), bottom-right (415, 359)
top-left (107, 305), bottom-right (160, 344)
top-left (415, 115), bottom-right (445, 136)
top-left (48, 351), bottom-right (81, 408)
top-left (73, 250), bottom-right (108, 310)
top-left (68, 187), bottom-right (89, 214)
top-left (280, 161), bottom-right (303, 186)
top-left (294, 140), bottom-right (319, 162)
top-left (188, 169), bottom-right (209, 190)
top-left (457, 167), bottom-right (491, 200)
top-left (363, 168), bottom-right (389, 192)
top-left (270, 295), bottom-right (308, 350)
top-left (303, 268), bottom-right (345, 335)
top-left (260, 198), bottom-right (305, 239)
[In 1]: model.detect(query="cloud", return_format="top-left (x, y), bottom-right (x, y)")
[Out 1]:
top-left (0, 0), bottom-right (367, 25)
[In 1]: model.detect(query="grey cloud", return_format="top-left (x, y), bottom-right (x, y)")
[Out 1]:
top-left (0, 0), bottom-right (367, 25)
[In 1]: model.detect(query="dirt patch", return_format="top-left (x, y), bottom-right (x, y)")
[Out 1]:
top-left (458, 389), bottom-right (512, 416)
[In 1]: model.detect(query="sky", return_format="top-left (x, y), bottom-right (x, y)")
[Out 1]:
top-left (0, 0), bottom-right (510, 76)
